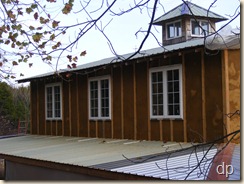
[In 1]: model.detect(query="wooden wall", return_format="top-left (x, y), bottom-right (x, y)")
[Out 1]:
top-left (29, 48), bottom-right (236, 143)
top-left (222, 49), bottom-right (240, 143)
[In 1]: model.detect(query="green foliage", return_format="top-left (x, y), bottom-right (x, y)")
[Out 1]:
top-left (0, 0), bottom-right (88, 79)
top-left (0, 82), bottom-right (30, 123)
top-left (0, 82), bottom-right (14, 119)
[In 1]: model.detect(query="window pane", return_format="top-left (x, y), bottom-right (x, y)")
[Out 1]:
top-left (158, 94), bottom-right (163, 105)
top-left (174, 93), bottom-right (180, 103)
top-left (152, 83), bottom-right (158, 93)
top-left (158, 83), bottom-right (163, 93)
top-left (174, 81), bottom-right (179, 92)
top-left (158, 105), bottom-right (163, 115)
top-left (168, 82), bottom-right (173, 92)
top-left (167, 23), bottom-right (174, 38)
top-left (174, 105), bottom-right (180, 115)
top-left (201, 22), bottom-right (209, 35)
top-left (168, 105), bottom-right (173, 115)
top-left (152, 72), bottom-right (157, 82)
top-left (167, 70), bottom-right (173, 81)
top-left (173, 69), bottom-right (179, 80)
top-left (153, 95), bottom-right (157, 105)
top-left (152, 105), bottom-right (157, 116)
top-left (191, 21), bottom-right (200, 35)
top-left (168, 93), bottom-right (173, 104)
top-left (175, 22), bottom-right (181, 37)
top-left (158, 72), bottom-right (163, 82)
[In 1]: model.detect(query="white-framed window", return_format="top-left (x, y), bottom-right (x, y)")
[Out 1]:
top-left (166, 20), bottom-right (182, 39)
top-left (45, 83), bottom-right (62, 120)
top-left (149, 65), bottom-right (183, 119)
top-left (191, 19), bottom-right (209, 36)
top-left (88, 76), bottom-right (111, 120)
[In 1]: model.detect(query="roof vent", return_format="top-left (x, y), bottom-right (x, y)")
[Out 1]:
top-left (181, 2), bottom-right (189, 15)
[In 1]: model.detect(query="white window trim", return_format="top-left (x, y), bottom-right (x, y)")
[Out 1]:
top-left (166, 20), bottom-right (182, 40)
top-left (45, 83), bottom-right (62, 120)
top-left (149, 65), bottom-right (183, 119)
top-left (191, 19), bottom-right (210, 37)
top-left (88, 75), bottom-right (111, 120)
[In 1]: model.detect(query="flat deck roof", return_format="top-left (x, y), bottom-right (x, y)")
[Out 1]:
top-left (0, 135), bottom-right (191, 167)
top-left (1, 135), bottom-right (239, 180)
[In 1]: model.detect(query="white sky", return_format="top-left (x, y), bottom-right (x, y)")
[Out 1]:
top-left (13, 0), bottom-right (240, 86)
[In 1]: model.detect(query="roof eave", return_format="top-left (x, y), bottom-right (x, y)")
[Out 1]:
top-left (153, 15), bottom-right (228, 25)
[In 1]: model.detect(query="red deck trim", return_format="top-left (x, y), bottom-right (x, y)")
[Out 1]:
top-left (207, 143), bottom-right (235, 180)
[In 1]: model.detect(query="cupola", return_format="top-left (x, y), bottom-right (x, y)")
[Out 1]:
top-left (153, 2), bottom-right (227, 46)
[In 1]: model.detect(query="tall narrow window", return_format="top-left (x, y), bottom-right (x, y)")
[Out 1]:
top-left (45, 83), bottom-right (62, 119)
top-left (167, 69), bottom-right (180, 116)
top-left (90, 81), bottom-right (98, 118)
top-left (46, 87), bottom-right (53, 118)
top-left (101, 79), bottom-right (110, 118)
top-left (150, 65), bottom-right (183, 119)
top-left (151, 71), bottom-right (164, 116)
top-left (89, 76), bottom-right (111, 120)
top-left (54, 86), bottom-right (61, 118)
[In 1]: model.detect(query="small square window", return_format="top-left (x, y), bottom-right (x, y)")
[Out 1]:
top-left (191, 20), bottom-right (209, 36)
top-left (167, 21), bottom-right (182, 39)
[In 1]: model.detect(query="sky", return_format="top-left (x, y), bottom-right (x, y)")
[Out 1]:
top-left (11, 0), bottom-right (240, 86)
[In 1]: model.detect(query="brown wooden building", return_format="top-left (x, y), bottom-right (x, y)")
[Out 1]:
top-left (18, 2), bottom-right (240, 143)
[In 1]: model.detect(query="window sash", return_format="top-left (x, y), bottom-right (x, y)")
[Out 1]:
top-left (150, 65), bottom-right (182, 119)
top-left (167, 21), bottom-right (182, 39)
top-left (45, 84), bottom-right (62, 120)
top-left (89, 77), bottom-right (111, 119)
top-left (191, 20), bottom-right (209, 36)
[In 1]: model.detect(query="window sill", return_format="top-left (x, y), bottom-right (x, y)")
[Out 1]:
top-left (191, 34), bottom-right (205, 38)
top-left (150, 117), bottom-right (183, 121)
top-left (46, 118), bottom-right (62, 121)
top-left (166, 36), bottom-right (182, 40)
top-left (89, 119), bottom-right (112, 122)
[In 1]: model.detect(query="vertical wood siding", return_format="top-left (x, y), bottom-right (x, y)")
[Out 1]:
top-left (123, 65), bottom-right (135, 139)
top-left (135, 62), bottom-right (149, 140)
top-left (62, 80), bottom-right (70, 136)
top-left (30, 82), bottom-right (37, 134)
top-left (79, 75), bottom-right (88, 137)
top-left (29, 48), bottom-right (234, 143)
top-left (112, 66), bottom-right (122, 139)
top-left (227, 50), bottom-right (240, 143)
top-left (70, 76), bottom-right (78, 137)
top-left (38, 80), bottom-right (45, 135)
top-left (205, 52), bottom-right (224, 142)
top-left (185, 52), bottom-right (203, 142)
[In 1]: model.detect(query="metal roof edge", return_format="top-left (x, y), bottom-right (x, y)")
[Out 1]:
top-left (17, 38), bottom-right (205, 83)
top-left (0, 153), bottom-right (161, 180)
